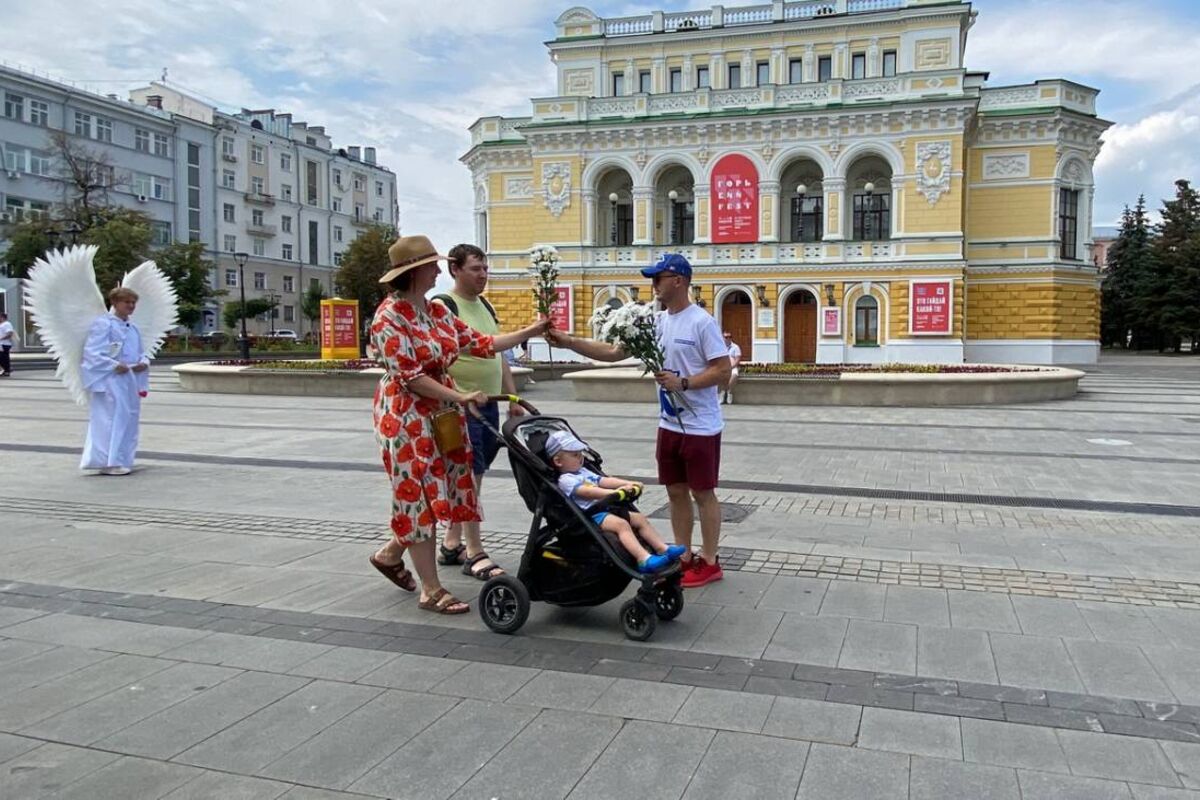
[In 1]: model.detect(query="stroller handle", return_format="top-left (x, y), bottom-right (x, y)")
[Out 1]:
top-left (466, 395), bottom-right (541, 423)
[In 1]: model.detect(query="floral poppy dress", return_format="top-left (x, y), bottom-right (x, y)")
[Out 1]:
top-left (371, 295), bottom-right (495, 545)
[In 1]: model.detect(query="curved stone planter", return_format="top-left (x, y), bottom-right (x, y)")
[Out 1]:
top-left (523, 359), bottom-right (639, 382)
top-left (564, 366), bottom-right (1084, 406)
top-left (174, 362), bottom-right (532, 397)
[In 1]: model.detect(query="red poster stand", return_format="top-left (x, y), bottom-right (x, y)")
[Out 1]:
top-left (711, 154), bottom-right (759, 244)
top-left (909, 280), bottom-right (953, 335)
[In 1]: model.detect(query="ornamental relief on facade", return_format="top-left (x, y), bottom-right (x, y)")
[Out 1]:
top-left (541, 162), bottom-right (572, 217)
top-left (916, 141), bottom-right (951, 205)
top-left (982, 152), bottom-right (1030, 180)
top-left (915, 38), bottom-right (952, 70)
top-left (504, 176), bottom-right (534, 199)
top-left (564, 70), bottom-right (594, 96)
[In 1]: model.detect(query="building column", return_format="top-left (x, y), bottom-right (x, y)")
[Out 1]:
top-left (867, 37), bottom-right (881, 78)
top-left (652, 57), bottom-right (667, 93)
top-left (600, 61), bottom-right (610, 97)
top-left (710, 52), bottom-right (726, 89)
top-left (633, 186), bottom-right (655, 246)
top-left (833, 43), bottom-right (848, 79)
top-left (804, 45), bottom-right (816, 82)
top-left (625, 59), bottom-right (636, 95)
top-left (682, 56), bottom-right (694, 91)
top-left (771, 47), bottom-right (785, 84)
top-left (823, 177), bottom-right (846, 241)
top-left (693, 184), bottom-right (712, 244)
top-left (741, 50), bottom-right (754, 87)
top-left (582, 189), bottom-right (597, 246)
top-left (759, 180), bottom-right (780, 242)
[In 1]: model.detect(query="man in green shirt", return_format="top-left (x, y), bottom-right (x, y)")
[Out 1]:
top-left (435, 243), bottom-right (522, 579)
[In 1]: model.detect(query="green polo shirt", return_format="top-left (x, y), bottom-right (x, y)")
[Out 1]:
top-left (444, 290), bottom-right (502, 396)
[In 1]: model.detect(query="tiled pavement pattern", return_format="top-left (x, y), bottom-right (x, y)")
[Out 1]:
top-left (4, 495), bottom-right (1200, 608)
top-left (5, 578), bottom-right (1200, 746)
top-left (2, 354), bottom-right (1200, 798)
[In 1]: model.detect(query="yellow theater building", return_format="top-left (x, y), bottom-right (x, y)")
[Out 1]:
top-left (461, 0), bottom-right (1110, 364)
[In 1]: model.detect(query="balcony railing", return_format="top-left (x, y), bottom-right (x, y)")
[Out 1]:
top-left (528, 71), bottom-right (957, 125)
top-left (246, 222), bottom-right (277, 237)
top-left (578, 239), bottom-right (931, 268)
top-left (244, 192), bottom-right (275, 206)
top-left (599, 0), bottom-right (905, 37)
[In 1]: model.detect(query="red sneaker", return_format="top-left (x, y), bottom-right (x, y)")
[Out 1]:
top-left (681, 555), bottom-right (723, 588)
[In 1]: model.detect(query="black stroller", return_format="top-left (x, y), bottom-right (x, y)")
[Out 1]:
top-left (471, 396), bottom-right (684, 641)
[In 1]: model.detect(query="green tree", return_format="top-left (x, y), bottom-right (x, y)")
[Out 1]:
top-left (300, 280), bottom-right (327, 327)
top-left (1101, 198), bottom-right (1154, 348)
top-left (1153, 179), bottom-right (1200, 352)
top-left (1, 217), bottom-right (60, 279)
top-left (223, 297), bottom-right (277, 330)
top-left (334, 224), bottom-right (397, 327)
top-left (156, 241), bottom-right (220, 329)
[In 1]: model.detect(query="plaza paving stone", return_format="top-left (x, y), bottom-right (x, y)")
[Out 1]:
top-left (1, 355), bottom-right (1199, 797)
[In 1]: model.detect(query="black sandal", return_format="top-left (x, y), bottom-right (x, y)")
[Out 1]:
top-left (462, 552), bottom-right (504, 580)
top-left (438, 542), bottom-right (466, 566)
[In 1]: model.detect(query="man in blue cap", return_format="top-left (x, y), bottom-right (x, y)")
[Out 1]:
top-left (548, 253), bottom-right (731, 587)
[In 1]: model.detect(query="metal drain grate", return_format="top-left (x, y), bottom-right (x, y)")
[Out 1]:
top-left (648, 502), bottom-right (757, 524)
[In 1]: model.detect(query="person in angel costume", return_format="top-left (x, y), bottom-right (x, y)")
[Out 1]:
top-left (24, 245), bottom-right (178, 476)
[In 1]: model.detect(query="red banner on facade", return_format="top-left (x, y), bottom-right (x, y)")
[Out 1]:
top-left (711, 154), bottom-right (759, 244)
top-left (910, 280), bottom-right (953, 335)
top-left (822, 307), bottom-right (842, 337)
top-left (549, 285), bottom-right (573, 334)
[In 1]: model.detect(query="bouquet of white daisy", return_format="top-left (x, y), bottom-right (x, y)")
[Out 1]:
top-left (529, 245), bottom-right (560, 319)
top-left (589, 301), bottom-right (690, 426)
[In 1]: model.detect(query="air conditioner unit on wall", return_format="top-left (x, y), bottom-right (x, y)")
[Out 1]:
top-left (136, 194), bottom-right (148, 203)
top-left (5, 171), bottom-right (18, 180)
top-left (0, 212), bottom-right (11, 223)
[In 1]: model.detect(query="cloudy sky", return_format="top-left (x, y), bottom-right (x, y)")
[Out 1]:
top-left (6, 0), bottom-right (1198, 248)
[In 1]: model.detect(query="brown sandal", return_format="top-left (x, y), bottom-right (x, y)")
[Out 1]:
top-left (369, 554), bottom-right (417, 592)
top-left (418, 587), bottom-right (469, 615)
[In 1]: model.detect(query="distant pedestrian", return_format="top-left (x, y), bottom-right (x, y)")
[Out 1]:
top-left (722, 332), bottom-right (742, 404)
top-left (0, 312), bottom-right (14, 376)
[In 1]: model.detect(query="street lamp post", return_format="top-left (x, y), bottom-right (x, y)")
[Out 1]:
top-left (668, 189), bottom-right (679, 244)
top-left (267, 293), bottom-right (279, 335)
top-left (234, 251), bottom-right (250, 360)
top-left (608, 192), bottom-right (619, 246)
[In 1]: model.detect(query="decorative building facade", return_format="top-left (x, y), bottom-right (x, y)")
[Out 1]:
top-left (462, 0), bottom-right (1111, 364)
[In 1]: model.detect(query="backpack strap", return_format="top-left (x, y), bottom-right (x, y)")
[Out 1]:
top-left (431, 294), bottom-right (459, 316)
top-left (480, 296), bottom-right (500, 326)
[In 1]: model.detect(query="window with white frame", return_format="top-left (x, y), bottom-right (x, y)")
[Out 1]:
top-left (696, 66), bottom-right (710, 89)
top-left (252, 208), bottom-right (264, 226)
top-left (281, 243), bottom-right (293, 260)
top-left (789, 59), bottom-right (803, 84)
top-left (225, 268), bottom-right (238, 286)
top-left (28, 99), bottom-right (48, 126)
top-left (252, 239), bottom-right (265, 256)
top-left (353, 174), bottom-right (365, 191)
top-left (151, 176), bottom-right (171, 201)
top-left (135, 129), bottom-right (150, 152)
top-left (756, 61), bottom-right (770, 86)
top-left (283, 275), bottom-right (294, 292)
top-left (73, 111), bottom-right (92, 137)
top-left (375, 180), bottom-right (383, 197)
top-left (283, 305), bottom-right (295, 322)
top-left (251, 176), bottom-right (264, 195)
top-left (882, 50), bottom-right (897, 77)
top-left (280, 184), bottom-right (292, 201)
top-left (223, 203), bottom-right (235, 222)
top-left (151, 220), bottom-right (172, 246)
top-left (153, 133), bottom-right (169, 157)
top-left (95, 117), bottom-right (112, 143)
top-left (251, 144), bottom-right (264, 164)
top-left (851, 53), bottom-right (866, 80)
top-left (1059, 188), bottom-right (1080, 260)
top-left (253, 271), bottom-right (266, 289)
top-left (222, 137), bottom-right (235, 156)
top-left (224, 235), bottom-right (237, 253)
top-left (332, 168), bottom-right (342, 188)
top-left (280, 153), bottom-right (291, 171)
top-left (334, 251), bottom-right (344, 266)
top-left (3, 92), bottom-right (24, 120)
top-left (854, 295), bottom-right (879, 345)
top-left (4, 145), bottom-right (52, 176)
top-left (333, 225), bottom-right (343, 243)
top-left (222, 169), bottom-right (236, 189)
top-left (281, 215), bottom-right (292, 233)
top-left (354, 203), bottom-right (364, 221)
top-left (132, 173), bottom-right (152, 198)
top-left (373, 208), bottom-right (382, 222)
top-left (27, 148), bottom-right (52, 176)
top-left (332, 197), bottom-right (342, 212)
top-left (4, 196), bottom-right (50, 221)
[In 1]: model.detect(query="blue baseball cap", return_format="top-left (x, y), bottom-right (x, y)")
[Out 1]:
top-left (641, 253), bottom-right (693, 279)
top-left (545, 430), bottom-right (590, 457)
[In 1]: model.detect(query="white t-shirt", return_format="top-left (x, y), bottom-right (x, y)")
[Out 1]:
top-left (728, 342), bottom-right (742, 371)
top-left (0, 320), bottom-right (14, 348)
top-left (558, 466), bottom-right (606, 511)
top-left (656, 303), bottom-right (729, 436)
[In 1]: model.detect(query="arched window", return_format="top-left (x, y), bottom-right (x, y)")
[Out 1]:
top-left (854, 295), bottom-right (879, 345)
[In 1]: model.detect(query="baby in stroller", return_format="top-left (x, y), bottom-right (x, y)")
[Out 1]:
top-left (546, 430), bottom-right (686, 573)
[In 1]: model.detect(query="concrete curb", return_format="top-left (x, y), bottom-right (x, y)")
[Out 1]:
top-left (173, 362), bottom-right (532, 397)
top-left (564, 365), bottom-right (1083, 406)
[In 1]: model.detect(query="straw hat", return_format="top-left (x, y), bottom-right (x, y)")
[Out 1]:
top-left (378, 234), bottom-right (445, 284)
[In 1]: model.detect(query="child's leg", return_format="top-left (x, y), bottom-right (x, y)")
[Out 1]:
top-left (627, 512), bottom-right (669, 554)
top-left (600, 515), bottom-right (651, 563)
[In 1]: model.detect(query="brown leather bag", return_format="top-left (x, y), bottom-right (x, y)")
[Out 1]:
top-left (430, 408), bottom-right (465, 455)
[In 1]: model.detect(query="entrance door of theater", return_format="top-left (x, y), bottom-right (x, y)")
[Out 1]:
top-left (720, 291), bottom-right (753, 362)
top-left (783, 291), bottom-right (817, 362)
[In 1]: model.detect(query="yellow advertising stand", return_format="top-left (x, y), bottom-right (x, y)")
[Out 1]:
top-left (319, 298), bottom-right (361, 360)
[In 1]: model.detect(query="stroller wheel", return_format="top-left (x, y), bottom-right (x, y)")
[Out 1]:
top-left (619, 598), bottom-right (657, 641)
top-left (654, 584), bottom-right (685, 621)
top-left (478, 575), bottom-right (530, 635)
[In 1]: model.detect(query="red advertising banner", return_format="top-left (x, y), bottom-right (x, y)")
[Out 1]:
top-left (711, 154), bottom-right (759, 244)
top-left (332, 305), bottom-right (358, 347)
top-left (549, 285), bottom-right (573, 334)
top-left (910, 280), bottom-right (953, 335)
top-left (822, 307), bottom-right (842, 337)
top-left (320, 299), bottom-right (360, 359)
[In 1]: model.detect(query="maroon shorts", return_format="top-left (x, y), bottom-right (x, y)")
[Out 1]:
top-left (656, 427), bottom-right (722, 492)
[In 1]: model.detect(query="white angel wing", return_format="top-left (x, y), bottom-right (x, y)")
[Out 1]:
top-left (121, 260), bottom-right (179, 358)
top-left (22, 245), bottom-right (107, 406)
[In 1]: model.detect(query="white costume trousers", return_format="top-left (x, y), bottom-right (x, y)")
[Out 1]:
top-left (80, 373), bottom-right (141, 469)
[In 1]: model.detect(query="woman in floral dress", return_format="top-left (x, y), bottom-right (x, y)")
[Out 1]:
top-left (368, 235), bottom-right (546, 614)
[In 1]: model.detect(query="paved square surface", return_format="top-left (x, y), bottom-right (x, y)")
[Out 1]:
top-left (1, 353), bottom-right (1199, 798)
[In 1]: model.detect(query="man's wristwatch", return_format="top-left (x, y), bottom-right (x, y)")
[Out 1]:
top-left (681, 377), bottom-right (690, 391)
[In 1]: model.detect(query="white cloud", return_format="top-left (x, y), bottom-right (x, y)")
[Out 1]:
top-left (1094, 98), bottom-right (1200, 223)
